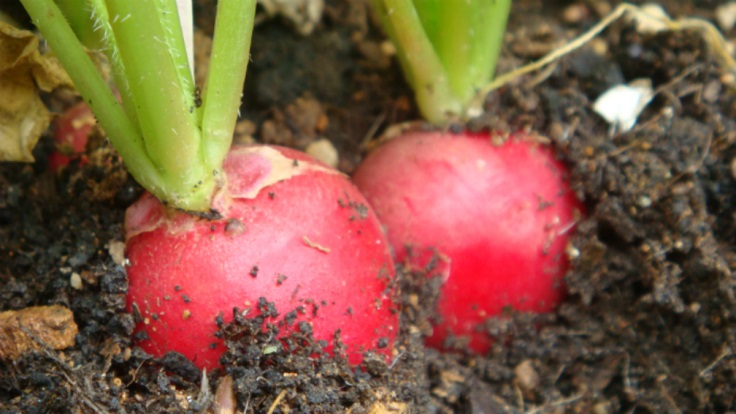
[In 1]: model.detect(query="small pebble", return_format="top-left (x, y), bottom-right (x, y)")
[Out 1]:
top-left (562, 3), bottom-right (589, 24)
top-left (70, 272), bottom-right (83, 290)
top-left (514, 360), bottom-right (540, 393)
top-left (716, 2), bottom-right (736, 31)
top-left (626, 3), bottom-right (669, 34)
top-left (306, 138), bottom-right (339, 168)
top-left (380, 40), bottom-right (396, 56)
top-left (233, 120), bottom-right (257, 145)
top-left (589, 38), bottom-right (608, 56)
top-left (702, 80), bottom-right (722, 103)
top-left (593, 401), bottom-right (612, 414)
top-left (637, 195), bottom-right (652, 208)
top-left (593, 78), bottom-right (654, 132)
top-left (722, 72), bottom-right (736, 87)
top-left (108, 241), bottom-right (126, 266)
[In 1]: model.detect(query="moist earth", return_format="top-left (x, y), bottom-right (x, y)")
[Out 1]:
top-left (2, 0), bottom-right (736, 412)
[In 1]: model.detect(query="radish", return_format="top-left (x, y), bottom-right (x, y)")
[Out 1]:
top-left (21, 0), bottom-right (398, 368)
top-left (126, 145), bottom-right (398, 369)
top-left (364, 1), bottom-right (584, 352)
top-left (353, 130), bottom-right (582, 352)
top-left (49, 101), bottom-right (94, 171)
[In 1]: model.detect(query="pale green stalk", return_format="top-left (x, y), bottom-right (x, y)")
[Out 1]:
top-left (105, 1), bottom-right (204, 190)
top-left (372, 0), bottom-right (512, 124)
top-left (22, 0), bottom-right (257, 211)
top-left (54, 0), bottom-right (102, 49)
top-left (20, 0), bottom-right (165, 195)
top-left (200, 0), bottom-right (257, 172)
top-left (87, 0), bottom-right (142, 142)
top-left (176, 0), bottom-right (195, 81)
top-left (372, 0), bottom-right (461, 124)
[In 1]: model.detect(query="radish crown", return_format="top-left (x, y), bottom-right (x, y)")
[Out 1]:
top-left (371, 0), bottom-right (511, 125)
top-left (20, 0), bottom-right (256, 211)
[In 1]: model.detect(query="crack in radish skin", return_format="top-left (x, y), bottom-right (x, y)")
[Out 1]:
top-left (217, 145), bottom-right (339, 201)
top-left (125, 145), bottom-right (340, 239)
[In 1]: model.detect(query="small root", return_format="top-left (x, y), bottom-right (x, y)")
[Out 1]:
top-left (302, 236), bottom-right (331, 253)
top-left (266, 389), bottom-right (288, 414)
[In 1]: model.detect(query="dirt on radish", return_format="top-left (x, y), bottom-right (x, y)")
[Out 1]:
top-left (2, 0), bottom-right (736, 412)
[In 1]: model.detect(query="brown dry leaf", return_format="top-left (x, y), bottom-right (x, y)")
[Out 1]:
top-left (0, 21), bottom-right (72, 162)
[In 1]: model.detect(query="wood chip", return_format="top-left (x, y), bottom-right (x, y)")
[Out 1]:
top-left (214, 375), bottom-right (236, 414)
top-left (0, 305), bottom-right (77, 360)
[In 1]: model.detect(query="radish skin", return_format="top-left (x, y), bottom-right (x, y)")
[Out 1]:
top-left (49, 102), bottom-right (95, 170)
top-left (126, 145), bottom-right (398, 369)
top-left (353, 131), bottom-right (583, 353)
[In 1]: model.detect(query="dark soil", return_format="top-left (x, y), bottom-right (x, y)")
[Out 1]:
top-left (2, 0), bottom-right (736, 412)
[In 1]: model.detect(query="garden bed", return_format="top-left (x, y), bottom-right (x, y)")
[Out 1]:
top-left (1, 0), bottom-right (735, 412)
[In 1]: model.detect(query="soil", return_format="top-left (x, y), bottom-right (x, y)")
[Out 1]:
top-left (2, 0), bottom-right (736, 413)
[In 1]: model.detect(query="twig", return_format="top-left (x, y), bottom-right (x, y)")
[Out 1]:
top-left (700, 346), bottom-right (733, 377)
top-left (266, 389), bottom-right (288, 414)
top-left (514, 383), bottom-right (524, 412)
top-left (623, 353), bottom-right (634, 396)
top-left (244, 392), bottom-right (252, 414)
top-left (388, 351), bottom-right (406, 370)
top-left (126, 360), bottom-right (146, 387)
top-left (656, 376), bottom-right (683, 414)
top-left (361, 111), bottom-right (387, 150)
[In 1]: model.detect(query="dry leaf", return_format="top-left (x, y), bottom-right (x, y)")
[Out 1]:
top-left (0, 21), bottom-right (72, 162)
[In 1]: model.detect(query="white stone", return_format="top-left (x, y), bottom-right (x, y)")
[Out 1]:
top-left (593, 78), bottom-right (654, 133)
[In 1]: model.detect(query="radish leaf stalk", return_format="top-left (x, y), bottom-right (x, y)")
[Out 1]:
top-left (20, 0), bottom-right (257, 211)
top-left (54, 0), bottom-right (102, 49)
top-left (201, 0), bottom-right (255, 172)
top-left (371, 0), bottom-right (511, 124)
top-left (358, 1), bottom-right (585, 353)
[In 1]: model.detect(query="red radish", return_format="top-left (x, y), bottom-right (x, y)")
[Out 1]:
top-left (353, 130), bottom-right (583, 353)
top-left (125, 145), bottom-right (398, 369)
top-left (49, 101), bottom-right (95, 170)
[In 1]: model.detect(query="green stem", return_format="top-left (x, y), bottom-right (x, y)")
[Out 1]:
top-left (22, 0), bottom-right (257, 211)
top-left (54, 0), bottom-right (102, 49)
top-left (467, 0), bottom-right (511, 96)
top-left (20, 0), bottom-right (165, 194)
top-left (434, 1), bottom-right (470, 100)
top-left (157, 0), bottom-right (197, 119)
top-left (372, 0), bottom-right (462, 124)
top-left (87, 0), bottom-right (142, 135)
top-left (105, 0), bottom-right (204, 188)
top-left (373, 0), bottom-right (511, 125)
top-left (200, 0), bottom-right (257, 173)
